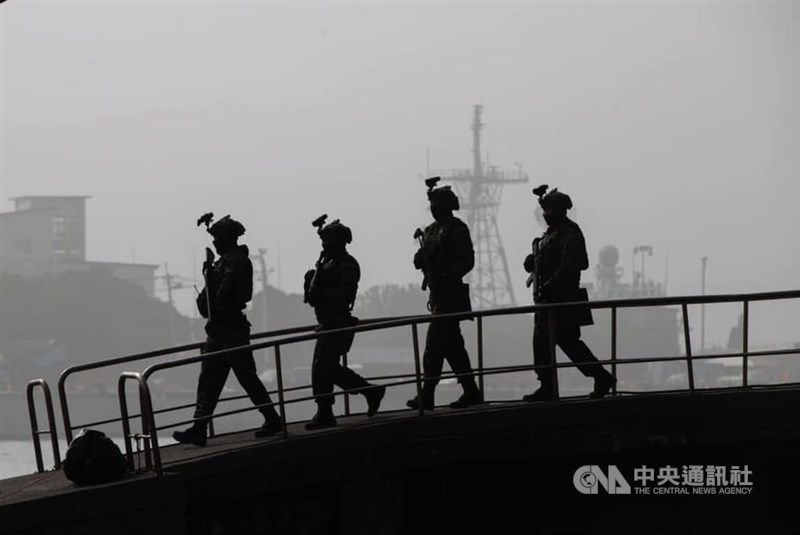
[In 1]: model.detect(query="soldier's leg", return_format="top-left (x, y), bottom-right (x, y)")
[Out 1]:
top-left (306, 334), bottom-right (341, 429)
top-left (441, 319), bottom-right (482, 408)
top-left (327, 332), bottom-right (385, 416)
top-left (524, 312), bottom-right (556, 401)
top-left (440, 320), bottom-right (479, 389)
top-left (422, 319), bottom-right (447, 390)
top-left (329, 331), bottom-right (370, 393)
top-left (534, 313), bottom-right (557, 387)
top-left (176, 338), bottom-right (231, 445)
top-left (330, 364), bottom-right (370, 391)
top-left (406, 319), bottom-right (445, 409)
top-left (557, 328), bottom-right (615, 398)
top-left (193, 337), bottom-right (232, 423)
top-left (311, 334), bottom-right (339, 411)
top-left (557, 327), bottom-right (608, 379)
top-left (440, 319), bottom-right (473, 380)
top-left (227, 334), bottom-right (280, 423)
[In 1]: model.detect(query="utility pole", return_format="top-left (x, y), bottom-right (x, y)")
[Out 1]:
top-left (164, 263), bottom-right (175, 345)
top-left (192, 248), bottom-right (199, 319)
top-left (701, 256), bottom-right (708, 353)
top-left (253, 248), bottom-right (270, 332)
top-left (164, 263), bottom-right (175, 310)
top-left (633, 245), bottom-right (653, 292)
top-left (277, 245), bottom-right (282, 291)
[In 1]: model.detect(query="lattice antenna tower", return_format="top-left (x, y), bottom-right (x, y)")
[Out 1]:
top-left (437, 105), bottom-right (529, 308)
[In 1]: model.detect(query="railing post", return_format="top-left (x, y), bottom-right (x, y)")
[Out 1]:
top-left (681, 303), bottom-right (695, 392)
top-left (43, 382), bottom-right (60, 469)
top-left (343, 351), bottom-right (351, 416)
top-left (57, 371), bottom-right (74, 444)
top-left (28, 385), bottom-right (44, 474)
top-left (742, 299), bottom-right (750, 387)
top-left (610, 307), bottom-right (618, 395)
top-left (477, 316), bottom-right (485, 397)
top-left (273, 345), bottom-right (288, 438)
top-left (208, 419), bottom-right (216, 438)
top-left (547, 311), bottom-right (559, 400)
top-left (118, 374), bottom-right (136, 471)
top-left (119, 372), bottom-right (161, 474)
top-left (26, 380), bottom-right (61, 472)
top-left (411, 324), bottom-right (424, 416)
top-left (139, 379), bottom-right (161, 476)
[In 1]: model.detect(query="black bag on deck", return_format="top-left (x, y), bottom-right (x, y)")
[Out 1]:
top-left (64, 429), bottom-right (127, 485)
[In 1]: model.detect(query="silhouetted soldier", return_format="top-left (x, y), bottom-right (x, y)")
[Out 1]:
top-left (523, 186), bottom-right (616, 401)
top-left (407, 178), bottom-right (483, 410)
top-left (303, 217), bottom-right (385, 430)
top-left (174, 215), bottom-right (282, 446)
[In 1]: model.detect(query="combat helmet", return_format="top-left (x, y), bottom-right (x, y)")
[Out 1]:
top-left (533, 185), bottom-right (572, 211)
top-left (428, 185), bottom-right (460, 211)
top-left (208, 215), bottom-right (246, 239)
top-left (319, 219), bottom-right (352, 245)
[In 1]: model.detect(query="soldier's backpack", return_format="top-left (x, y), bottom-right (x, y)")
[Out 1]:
top-left (63, 429), bottom-right (127, 485)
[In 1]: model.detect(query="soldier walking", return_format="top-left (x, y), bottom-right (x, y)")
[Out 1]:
top-left (173, 215), bottom-right (282, 446)
top-left (303, 217), bottom-right (385, 430)
top-left (407, 178), bottom-right (483, 410)
top-left (523, 187), bottom-right (616, 401)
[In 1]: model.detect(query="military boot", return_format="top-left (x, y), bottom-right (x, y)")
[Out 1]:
top-left (449, 382), bottom-right (484, 409)
top-left (364, 384), bottom-right (386, 417)
top-left (590, 373), bottom-right (616, 399)
top-left (173, 423), bottom-right (207, 447)
top-left (305, 407), bottom-right (337, 430)
top-left (406, 385), bottom-right (435, 410)
top-left (255, 411), bottom-right (283, 438)
top-left (522, 384), bottom-right (555, 402)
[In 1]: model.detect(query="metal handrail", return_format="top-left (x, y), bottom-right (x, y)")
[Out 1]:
top-left (137, 289), bottom-right (800, 377)
top-left (57, 324), bottom-right (315, 443)
top-left (118, 289), bottom-right (799, 475)
top-left (112, 340), bottom-right (800, 437)
top-left (26, 380), bottom-right (62, 473)
top-left (20, 315), bottom-right (412, 473)
top-left (55, 315), bottom-right (416, 443)
top-left (118, 372), bottom-right (160, 475)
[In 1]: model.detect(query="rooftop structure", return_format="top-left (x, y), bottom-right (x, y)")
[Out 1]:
top-left (1, 196), bottom-right (158, 295)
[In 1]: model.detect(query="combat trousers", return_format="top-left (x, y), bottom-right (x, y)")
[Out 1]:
top-left (312, 329), bottom-right (369, 409)
top-left (421, 318), bottom-right (478, 397)
top-left (533, 311), bottom-right (611, 390)
top-left (193, 331), bottom-right (278, 425)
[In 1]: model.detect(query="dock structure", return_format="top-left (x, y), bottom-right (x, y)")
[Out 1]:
top-left (2, 290), bottom-right (799, 534)
top-left (2, 388), bottom-right (799, 534)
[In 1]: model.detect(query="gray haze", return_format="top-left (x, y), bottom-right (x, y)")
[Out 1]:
top-left (2, 1), bottom-right (799, 348)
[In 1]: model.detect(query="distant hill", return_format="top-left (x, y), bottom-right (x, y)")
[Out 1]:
top-left (0, 268), bottom-right (202, 391)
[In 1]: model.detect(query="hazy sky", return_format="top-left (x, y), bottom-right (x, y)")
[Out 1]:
top-left (2, 1), bottom-right (798, 346)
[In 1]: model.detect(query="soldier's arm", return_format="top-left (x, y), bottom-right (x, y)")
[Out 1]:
top-left (448, 224), bottom-right (475, 279)
top-left (524, 237), bottom-right (542, 273)
top-left (540, 229), bottom-right (585, 296)
top-left (523, 254), bottom-right (535, 273)
top-left (196, 287), bottom-right (209, 318)
top-left (414, 225), bottom-right (433, 271)
top-left (311, 260), bottom-right (360, 306)
top-left (413, 248), bottom-right (426, 270)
